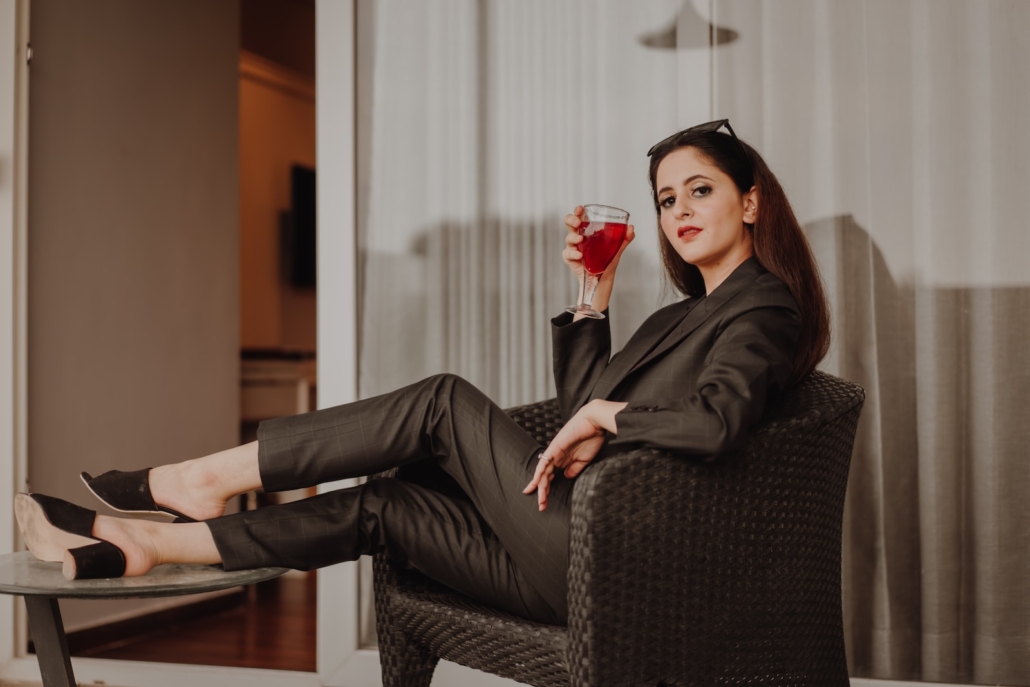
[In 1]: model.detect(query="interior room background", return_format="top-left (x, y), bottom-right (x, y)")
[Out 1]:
top-left (24, 0), bottom-right (318, 669)
top-left (354, 1), bottom-right (1030, 685)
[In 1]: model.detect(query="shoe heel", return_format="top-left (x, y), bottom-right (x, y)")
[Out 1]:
top-left (63, 541), bottom-right (127, 580)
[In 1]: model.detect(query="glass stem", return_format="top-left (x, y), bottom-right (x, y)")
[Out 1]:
top-left (582, 273), bottom-right (600, 310)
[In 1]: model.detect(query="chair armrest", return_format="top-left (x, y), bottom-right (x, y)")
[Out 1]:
top-left (565, 394), bottom-right (861, 685)
top-left (566, 447), bottom-right (724, 684)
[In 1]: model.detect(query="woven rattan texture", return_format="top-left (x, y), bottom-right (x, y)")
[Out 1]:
top-left (374, 370), bottom-right (864, 686)
top-left (374, 557), bottom-right (571, 686)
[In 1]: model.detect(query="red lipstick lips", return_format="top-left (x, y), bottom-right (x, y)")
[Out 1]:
top-left (677, 226), bottom-right (702, 239)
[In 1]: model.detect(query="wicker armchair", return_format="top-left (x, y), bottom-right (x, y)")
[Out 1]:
top-left (373, 370), bottom-right (864, 686)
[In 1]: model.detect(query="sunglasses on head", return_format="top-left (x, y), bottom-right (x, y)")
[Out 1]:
top-left (646, 119), bottom-right (747, 160)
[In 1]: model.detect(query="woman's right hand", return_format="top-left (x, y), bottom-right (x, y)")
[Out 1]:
top-left (562, 206), bottom-right (635, 315)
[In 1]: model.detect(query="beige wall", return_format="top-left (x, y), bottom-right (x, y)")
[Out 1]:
top-left (239, 52), bottom-right (316, 352)
top-left (28, 0), bottom-right (240, 631)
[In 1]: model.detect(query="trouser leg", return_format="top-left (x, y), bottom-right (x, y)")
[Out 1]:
top-left (243, 373), bottom-right (572, 618)
top-left (206, 478), bottom-right (563, 624)
top-left (257, 373), bottom-right (541, 491)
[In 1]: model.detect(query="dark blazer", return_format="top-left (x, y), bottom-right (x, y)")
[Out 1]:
top-left (551, 257), bottom-right (801, 459)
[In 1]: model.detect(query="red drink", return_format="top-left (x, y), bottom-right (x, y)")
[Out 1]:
top-left (579, 221), bottom-right (627, 275)
top-left (565, 204), bottom-right (629, 320)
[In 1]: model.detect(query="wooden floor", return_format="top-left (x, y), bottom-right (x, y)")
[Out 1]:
top-left (75, 572), bottom-right (317, 672)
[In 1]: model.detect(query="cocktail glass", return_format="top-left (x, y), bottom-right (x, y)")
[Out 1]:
top-left (565, 204), bottom-right (629, 320)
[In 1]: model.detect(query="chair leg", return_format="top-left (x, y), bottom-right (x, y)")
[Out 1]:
top-left (377, 628), bottom-right (438, 687)
top-left (374, 556), bottom-right (438, 687)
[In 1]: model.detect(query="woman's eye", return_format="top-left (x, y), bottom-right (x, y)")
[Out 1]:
top-left (659, 196), bottom-right (675, 209)
top-left (691, 185), bottom-right (712, 198)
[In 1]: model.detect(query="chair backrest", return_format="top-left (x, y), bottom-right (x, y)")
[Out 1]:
top-left (562, 370), bottom-right (864, 685)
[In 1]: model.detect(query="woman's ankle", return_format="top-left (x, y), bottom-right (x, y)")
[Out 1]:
top-left (204, 441), bottom-right (263, 502)
top-left (149, 459), bottom-right (226, 521)
top-left (148, 443), bottom-right (261, 521)
top-left (91, 515), bottom-right (160, 577)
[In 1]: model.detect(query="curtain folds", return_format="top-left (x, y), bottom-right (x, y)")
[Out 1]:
top-left (355, 2), bottom-right (1030, 683)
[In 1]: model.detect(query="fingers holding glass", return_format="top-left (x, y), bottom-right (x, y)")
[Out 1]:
top-left (564, 206), bottom-right (584, 230)
top-left (563, 212), bottom-right (585, 274)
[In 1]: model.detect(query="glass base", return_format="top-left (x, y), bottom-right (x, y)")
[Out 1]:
top-left (565, 304), bottom-right (606, 320)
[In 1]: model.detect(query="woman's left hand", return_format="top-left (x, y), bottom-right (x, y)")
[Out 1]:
top-left (523, 399), bottom-right (627, 511)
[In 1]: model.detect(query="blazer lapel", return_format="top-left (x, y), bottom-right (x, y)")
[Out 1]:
top-left (618, 299), bottom-right (698, 375)
top-left (593, 258), bottom-right (767, 399)
top-left (587, 299), bottom-right (694, 402)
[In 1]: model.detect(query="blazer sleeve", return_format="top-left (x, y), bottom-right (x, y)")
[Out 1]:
top-left (551, 310), bottom-right (612, 422)
top-left (608, 302), bottom-right (801, 457)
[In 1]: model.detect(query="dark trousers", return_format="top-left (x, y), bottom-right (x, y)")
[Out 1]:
top-left (205, 373), bottom-right (572, 624)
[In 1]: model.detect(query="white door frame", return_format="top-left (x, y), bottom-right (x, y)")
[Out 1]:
top-left (0, 0), bottom-right (30, 672)
top-left (312, 1), bottom-right (377, 684)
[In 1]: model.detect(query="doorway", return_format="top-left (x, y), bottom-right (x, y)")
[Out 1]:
top-left (24, 0), bottom-right (318, 673)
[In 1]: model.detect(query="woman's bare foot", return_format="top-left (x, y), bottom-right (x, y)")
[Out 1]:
top-left (88, 514), bottom-right (162, 577)
top-left (148, 441), bottom-right (262, 521)
top-left (90, 515), bottom-right (221, 577)
top-left (16, 493), bottom-right (222, 580)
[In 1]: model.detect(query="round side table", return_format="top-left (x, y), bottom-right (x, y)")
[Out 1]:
top-left (0, 551), bottom-right (287, 687)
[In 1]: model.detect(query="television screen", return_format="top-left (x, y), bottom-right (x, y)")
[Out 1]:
top-left (284, 164), bottom-right (316, 287)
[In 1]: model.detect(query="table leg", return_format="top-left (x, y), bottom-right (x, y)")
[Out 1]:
top-left (24, 596), bottom-right (76, 687)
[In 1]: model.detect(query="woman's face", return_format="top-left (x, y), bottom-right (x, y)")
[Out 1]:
top-left (655, 146), bottom-right (757, 284)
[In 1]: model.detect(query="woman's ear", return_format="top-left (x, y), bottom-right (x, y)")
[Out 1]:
top-left (743, 187), bottom-right (759, 224)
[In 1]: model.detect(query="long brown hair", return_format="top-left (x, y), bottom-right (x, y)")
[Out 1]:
top-left (647, 129), bottom-right (830, 385)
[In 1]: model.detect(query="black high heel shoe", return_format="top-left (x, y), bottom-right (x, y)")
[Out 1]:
top-left (80, 468), bottom-right (196, 523)
top-left (14, 493), bottom-right (127, 580)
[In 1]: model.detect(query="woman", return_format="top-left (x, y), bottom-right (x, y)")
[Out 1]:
top-left (15, 120), bottom-right (829, 627)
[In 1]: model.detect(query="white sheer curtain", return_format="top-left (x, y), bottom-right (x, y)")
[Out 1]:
top-left (710, 2), bottom-right (1030, 683)
top-left (355, 2), bottom-right (1030, 683)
